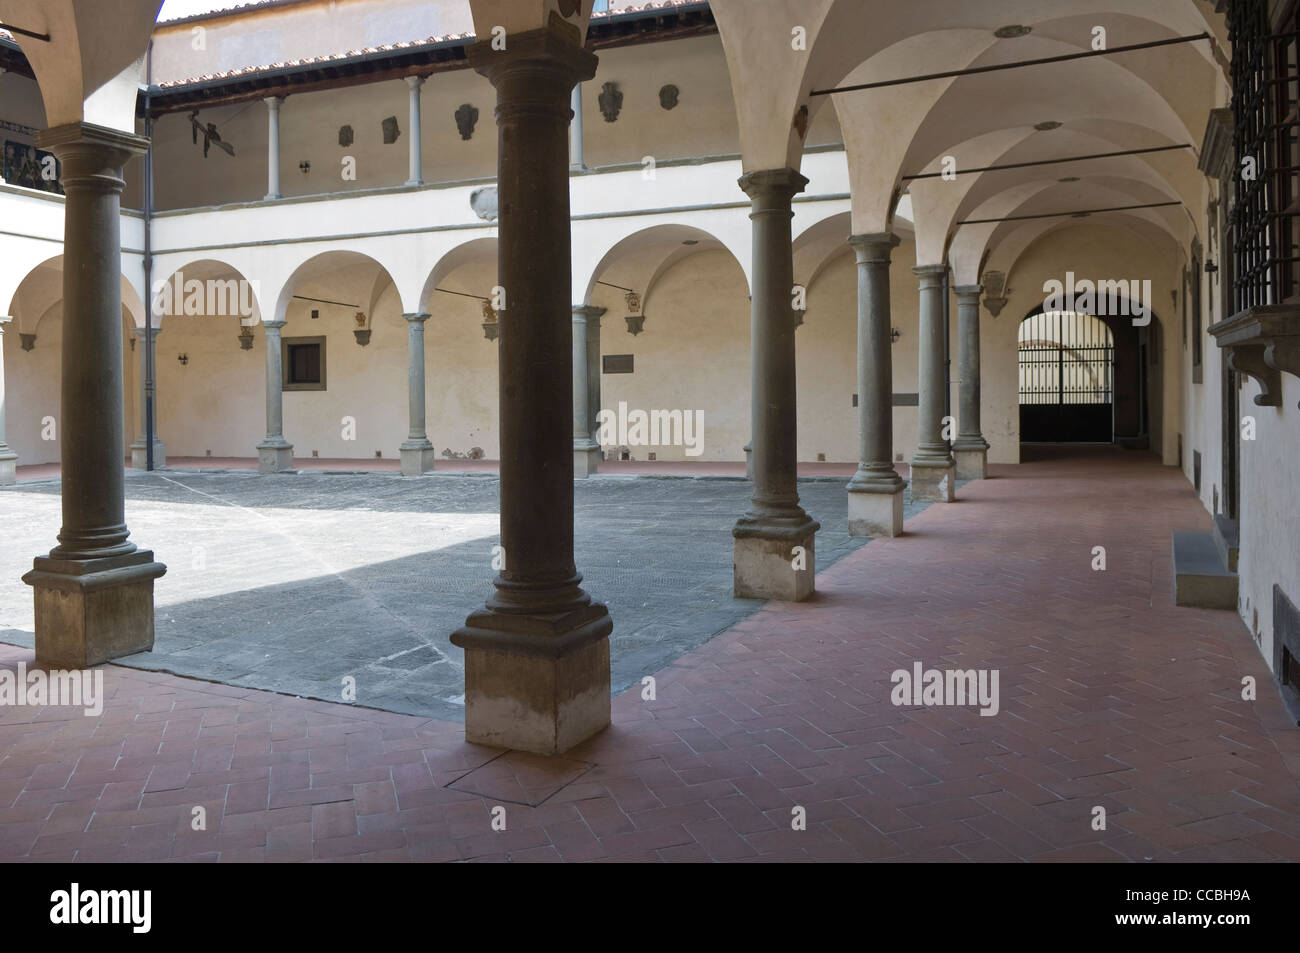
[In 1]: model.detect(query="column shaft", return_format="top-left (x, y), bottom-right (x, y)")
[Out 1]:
top-left (733, 169), bottom-right (819, 600)
top-left (586, 310), bottom-right (602, 441)
top-left (264, 97), bottom-right (282, 201)
top-left (399, 312), bottom-right (433, 475)
top-left (911, 264), bottom-right (956, 501)
top-left (569, 83), bottom-right (585, 170)
top-left (0, 317), bottom-right (16, 484)
top-left (405, 76), bottom-right (424, 187)
top-left (451, 28), bottom-right (610, 756)
top-left (257, 320), bottom-right (293, 472)
top-left (846, 233), bottom-right (905, 536)
top-left (129, 326), bottom-right (165, 469)
top-left (573, 305), bottom-right (602, 477)
top-left (953, 285), bottom-right (989, 479)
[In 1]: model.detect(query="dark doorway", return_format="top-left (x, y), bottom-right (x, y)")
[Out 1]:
top-left (1018, 310), bottom-right (1114, 442)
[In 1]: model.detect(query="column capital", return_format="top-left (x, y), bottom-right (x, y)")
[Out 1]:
top-left (954, 284), bottom-right (983, 303)
top-left (37, 123), bottom-right (147, 194)
top-left (405, 74), bottom-right (426, 90)
top-left (263, 95), bottom-right (284, 110)
top-left (849, 232), bottom-right (901, 264)
top-left (403, 312), bottom-right (431, 323)
top-left (913, 263), bottom-right (947, 288)
top-left (572, 304), bottom-right (606, 323)
top-left (132, 325), bottom-right (162, 338)
top-left (0, 315), bottom-right (11, 330)
top-left (738, 167), bottom-right (808, 205)
top-left (467, 26), bottom-right (598, 94)
top-left (262, 319), bottom-right (287, 330)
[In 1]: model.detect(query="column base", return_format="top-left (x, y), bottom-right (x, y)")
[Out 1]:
top-left (22, 550), bottom-right (167, 668)
top-left (0, 447), bottom-right (16, 486)
top-left (574, 441), bottom-right (600, 478)
top-left (129, 440), bottom-right (166, 470)
top-left (451, 603), bottom-right (612, 755)
top-left (954, 447), bottom-right (988, 481)
top-left (910, 462), bottom-right (956, 502)
top-left (847, 484), bottom-right (906, 537)
top-left (733, 518), bottom-right (819, 601)
top-left (257, 441), bottom-right (294, 474)
top-left (399, 441), bottom-right (435, 476)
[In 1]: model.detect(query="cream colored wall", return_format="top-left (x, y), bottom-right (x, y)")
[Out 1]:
top-left (3, 307), bottom-right (60, 465)
top-left (154, 311), bottom-right (264, 457)
top-left (2, 305), bottom-right (136, 465)
top-left (591, 248), bottom-right (749, 462)
top-left (797, 249), bottom-right (856, 462)
top-left (279, 282), bottom-right (405, 461)
top-left (1237, 375), bottom-right (1300, 667)
top-left (424, 259), bottom-right (500, 459)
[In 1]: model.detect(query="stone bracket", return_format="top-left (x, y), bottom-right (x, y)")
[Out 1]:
top-left (1209, 304), bottom-right (1300, 408)
top-left (1227, 344), bottom-right (1281, 407)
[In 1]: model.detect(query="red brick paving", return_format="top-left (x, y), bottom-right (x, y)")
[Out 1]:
top-left (1, 446), bottom-right (1297, 862)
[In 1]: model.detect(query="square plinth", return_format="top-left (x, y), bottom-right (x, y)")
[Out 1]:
top-left (954, 448), bottom-right (987, 481)
top-left (23, 552), bottom-right (167, 669)
top-left (734, 531), bottom-right (816, 601)
top-left (848, 487), bottom-right (905, 537)
top-left (453, 608), bottom-right (612, 755)
top-left (910, 463), bottom-right (956, 502)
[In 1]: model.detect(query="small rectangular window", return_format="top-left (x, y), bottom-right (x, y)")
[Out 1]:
top-left (282, 336), bottom-right (326, 391)
top-left (603, 354), bottom-right (634, 374)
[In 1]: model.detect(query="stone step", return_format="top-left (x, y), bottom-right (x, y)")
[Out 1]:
top-left (1213, 514), bottom-right (1240, 573)
top-left (1173, 530), bottom-right (1238, 610)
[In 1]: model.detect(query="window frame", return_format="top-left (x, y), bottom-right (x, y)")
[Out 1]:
top-left (281, 335), bottom-right (327, 392)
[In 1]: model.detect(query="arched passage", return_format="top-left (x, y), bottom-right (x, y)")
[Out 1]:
top-left (581, 224), bottom-right (750, 463)
top-left (3, 256), bottom-right (138, 468)
top-left (419, 238), bottom-right (501, 460)
top-left (150, 258), bottom-right (263, 461)
top-left (269, 250), bottom-right (403, 463)
top-left (1017, 297), bottom-right (1164, 450)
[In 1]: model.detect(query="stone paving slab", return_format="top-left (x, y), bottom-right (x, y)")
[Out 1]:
top-left (0, 470), bottom-right (939, 722)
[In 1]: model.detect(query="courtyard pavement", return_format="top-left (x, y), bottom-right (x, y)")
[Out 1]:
top-left (0, 469), bottom-right (934, 722)
top-left (1, 447), bottom-right (1297, 862)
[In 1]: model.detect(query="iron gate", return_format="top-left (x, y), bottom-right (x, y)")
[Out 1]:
top-left (1018, 310), bottom-right (1115, 442)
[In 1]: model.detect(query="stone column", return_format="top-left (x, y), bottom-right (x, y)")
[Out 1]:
top-left (399, 312), bottom-right (434, 475)
top-left (405, 76), bottom-right (425, 187)
top-left (264, 96), bottom-right (283, 201)
top-left (256, 320), bottom-right (293, 472)
top-left (573, 305), bottom-right (603, 476)
top-left (450, 27), bottom-right (610, 756)
top-left (129, 326), bottom-right (166, 469)
top-left (569, 83), bottom-right (585, 171)
top-left (733, 168), bottom-right (820, 601)
top-left (0, 316), bottom-right (17, 484)
top-left (846, 233), bottom-right (906, 536)
top-left (586, 307), bottom-right (603, 444)
top-left (22, 122), bottom-right (166, 668)
top-left (910, 264), bottom-right (956, 501)
top-left (952, 284), bottom-right (990, 479)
